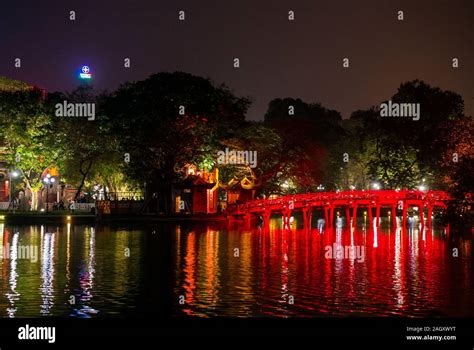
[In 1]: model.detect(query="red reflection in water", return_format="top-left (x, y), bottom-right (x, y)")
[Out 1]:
top-left (182, 230), bottom-right (196, 315)
top-left (174, 219), bottom-right (474, 317)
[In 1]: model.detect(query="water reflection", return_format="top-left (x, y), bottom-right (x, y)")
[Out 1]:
top-left (6, 231), bottom-right (20, 317)
top-left (0, 224), bottom-right (144, 317)
top-left (173, 218), bottom-right (474, 317)
top-left (40, 231), bottom-right (55, 315)
top-left (0, 220), bottom-right (472, 318)
top-left (71, 227), bottom-right (97, 318)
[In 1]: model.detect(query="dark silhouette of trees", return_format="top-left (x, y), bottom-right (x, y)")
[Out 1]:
top-left (349, 80), bottom-right (466, 189)
top-left (104, 72), bottom-right (250, 213)
top-left (263, 98), bottom-right (344, 192)
top-left (46, 85), bottom-right (119, 200)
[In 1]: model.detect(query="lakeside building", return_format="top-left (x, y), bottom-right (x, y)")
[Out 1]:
top-left (172, 164), bottom-right (257, 214)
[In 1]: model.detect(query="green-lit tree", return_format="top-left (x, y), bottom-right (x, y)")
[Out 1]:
top-left (0, 87), bottom-right (58, 210)
top-left (46, 86), bottom-right (123, 200)
top-left (348, 81), bottom-right (466, 189)
top-left (217, 122), bottom-right (283, 196)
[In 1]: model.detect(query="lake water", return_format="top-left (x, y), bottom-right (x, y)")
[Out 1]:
top-left (0, 218), bottom-right (473, 318)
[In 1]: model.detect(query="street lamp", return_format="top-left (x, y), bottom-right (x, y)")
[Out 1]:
top-left (43, 174), bottom-right (55, 213)
top-left (8, 170), bottom-right (20, 209)
top-left (371, 182), bottom-right (381, 190)
top-left (418, 178), bottom-right (428, 191)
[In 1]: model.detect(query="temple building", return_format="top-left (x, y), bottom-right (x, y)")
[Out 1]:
top-left (172, 165), bottom-right (219, 214)
top-left (172, 164), bottom-right (258, 214)
top-left (0, 160), bottom-right (9, 204)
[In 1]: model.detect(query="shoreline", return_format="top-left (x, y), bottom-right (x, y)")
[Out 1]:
top-left (0, 212), bottom-right (228, 224)
top-left (0, 212), bottom-right (471, 233)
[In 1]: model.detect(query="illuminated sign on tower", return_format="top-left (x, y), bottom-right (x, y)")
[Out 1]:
top-left (79, 65), bottom-right (92, 79)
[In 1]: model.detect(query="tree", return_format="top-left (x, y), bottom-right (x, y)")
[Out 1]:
top-left (389, 80), bottom-right (465, 182)
top-left (46, 86), bottom-right (121, 200)
top-left (349, 81), bottom-right (466, 189)
top-left (324, 117), bottom-right (374, 190)
top-left (264, 97), bottom-right (344, 192)
top-left (217, 122), bottom-right (283, 196)
top-left (0, 87), bottom-right (58, 210)
top-left (105, 72), bottom-right (251, 213)
top-left (436, 117), bottom-right (474, 223)
top-left (437, 117), bottom-right (473, 191)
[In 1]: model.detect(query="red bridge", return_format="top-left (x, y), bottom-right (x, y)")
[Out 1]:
top-left (229, 190), bottom-right (451, 229)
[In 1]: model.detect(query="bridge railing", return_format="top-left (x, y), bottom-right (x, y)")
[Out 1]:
top-left (232, 190), bottom-right (452, 215)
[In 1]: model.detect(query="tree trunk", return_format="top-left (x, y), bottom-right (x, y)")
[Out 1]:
top-left (75, 159), bottom-right (93, 200)
top-left (30, 190), bottom-right (39, 211)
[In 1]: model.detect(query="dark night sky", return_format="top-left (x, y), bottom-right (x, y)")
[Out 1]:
top-left (1, 0), bottom-right (473, 120)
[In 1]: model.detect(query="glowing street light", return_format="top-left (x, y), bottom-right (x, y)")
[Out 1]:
top-left (43, 175), bottom-right (56, 213)
top-left (371, 182), bottom-right (381, 190)
top-left (418, 178), bottom-right (428, 191)
top-left (8, 170), bottom-right (20, 208)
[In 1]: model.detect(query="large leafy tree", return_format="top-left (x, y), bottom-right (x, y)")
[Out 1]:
top-left (105, 72), bottom-right (250, 213)
top-left (436, 117), bottom-right (474, 222)
top-left (264, 97), bottom-right (344, 192)
top-left (217, 123), bottom-right (283, 196)
top-left (324, 117), bottom-right (374, 190)
top-left (369, 143), bottom-right (421, 188)
top-left (436, 117), bottom-right (474, 192)
top-left (46, 85), bottom-right (121, 200)
top-left (349, 80), bottom-right (466, 189)
top-left (388, 80), bottom-right (465, 184)
top-left (0, 86), bottom-right (58, 210)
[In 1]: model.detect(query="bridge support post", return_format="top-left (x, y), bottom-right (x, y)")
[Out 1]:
top-left (402, 202), bottom-right (407, 228)
top-left (419, 203), bottom-right (424, 230)
top-left (391, 205), bottom-right (397, 228)
top-left (376, 204), bottom-right (380, 227)
top-left (283, 209), bottom-right (292, 229)
top-left (352, 205), bottom-right (358, 227)
top-left (262, 210), bottom-right (271, 229)
top-left (329, 206), bottom-right (335, 228)
top-left (427, 205), bottom-right (433, 228)
top-left (368, 206), bottom-right (373, 227)
top-left (244, 213), bottom-right (252, 227)
top-left (302, 207), bottom-right (312, 229)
